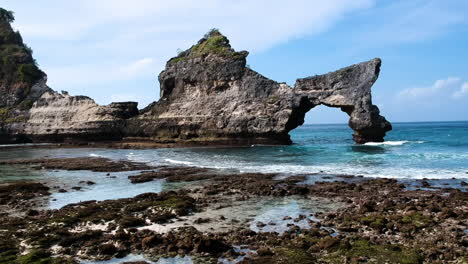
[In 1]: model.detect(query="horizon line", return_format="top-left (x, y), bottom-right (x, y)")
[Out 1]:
top-left (304, 120), bottom-right (468, 125)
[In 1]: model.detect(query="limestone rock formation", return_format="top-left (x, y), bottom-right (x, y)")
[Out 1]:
top-left (0, 8), bottom-right (391, 145)
top-left (23, 91), bottom-right (139, 142)
top-left (129, 30), bottom-right (391, 144)
top-left (0, 8), bottom-right (138, 144)
top-left (1, 89), bottom-right (139, 143)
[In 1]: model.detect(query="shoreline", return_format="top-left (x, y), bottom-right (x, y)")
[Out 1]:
top-left (0, 157), bottom-right (466, 263)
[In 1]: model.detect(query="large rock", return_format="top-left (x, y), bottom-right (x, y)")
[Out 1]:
top-left (1, 90), bottom-right (139, 143)
top-left (0, 8), bottom-right (138, 144)
top-left (128, 30), bottom-right (391, 144)
top-left (22, 91), bottom-right (139, 142)
top-left (0, 9), bottom-right (391, 145)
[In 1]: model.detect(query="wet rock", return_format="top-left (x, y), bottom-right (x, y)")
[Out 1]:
top-left (194, 218), bottom-right (211, 224)
top-left (420, 180), bottom-right (431, 188)
top-left (128, 166), bottom-right (215, 184)
top-left (0, 181), bottom-right (50, 212)
top-left (79, 181), bottom-right (96, 185)
top-left (98, 243), bottom-right (118, 256)
top-left (26, 209), bottom-right (40, 216)
top-left (257, 247), bottom-right (273, 256)
top-left (0, 157), bottom-right (153, 172)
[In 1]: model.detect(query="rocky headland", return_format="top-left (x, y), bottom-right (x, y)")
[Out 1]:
top-left (0, 8), bottom-right (391, 146)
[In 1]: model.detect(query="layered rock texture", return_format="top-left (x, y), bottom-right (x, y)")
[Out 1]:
top-left (0, 8), bottom-right (138, 143)
top-left (129, 30), bottom-right (391, 144)
top-left (0, 9), bottom-right (391, 145)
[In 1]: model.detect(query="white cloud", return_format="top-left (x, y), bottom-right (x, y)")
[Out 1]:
top-left (452, 82), bottom-right (468, 99)
top-left (398, 77), bottom-right (461, 99)
top-left (110, 94), bottom-right (153, 105)
top-left (1, 0), bottom-right (376, 105)
top-left (119, 58), bottom-right (155, 78)
top-left (354, 0), bottom-right (467, 46)
top-left (5, 0), bottom-right (375, 52)
top-left (46, 58), bottom-right (160, 89)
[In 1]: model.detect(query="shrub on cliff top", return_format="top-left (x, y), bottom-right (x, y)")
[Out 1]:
top-left (0, 8), bottom-right (14, 23)
top-left (0, 9), bottom-right (44, 107)
top-left (169, 28), bottom-right (244, 64)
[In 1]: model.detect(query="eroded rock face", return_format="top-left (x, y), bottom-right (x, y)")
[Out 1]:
top-left (0, 11), bottom-right (391, 145)
top-left (21, 91), bottom-right (139, 142)
top-left (129, 31), bottom-right (391, 144)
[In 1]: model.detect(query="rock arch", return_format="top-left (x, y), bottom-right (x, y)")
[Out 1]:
top-left (285, 58), bottom-right (392, 143)
top-left (132, 32), bottom-right (392, 145)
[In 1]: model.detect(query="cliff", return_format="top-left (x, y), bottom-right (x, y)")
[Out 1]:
top-left (0, 8), bottom-right (138, 144)
top-left (0, 11), bottom-right (391, 145)
top-left (128, 29), bottom-right (391, 144)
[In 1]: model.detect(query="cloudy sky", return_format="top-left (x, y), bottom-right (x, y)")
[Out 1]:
top-left (2, 0), bottom-right (468, 123)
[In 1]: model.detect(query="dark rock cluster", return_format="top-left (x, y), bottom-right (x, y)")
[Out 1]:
top-left (0, 159), bottom-right (466, 263)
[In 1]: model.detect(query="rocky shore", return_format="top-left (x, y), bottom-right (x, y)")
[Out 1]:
top-left (0, 157), bottom-right (466, 263)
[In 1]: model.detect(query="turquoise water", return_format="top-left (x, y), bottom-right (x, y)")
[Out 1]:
top-left (1, 121), bottom-right (467, 181)
top-left (125, 121), bottom-right (468, 180)
top-left (0, 122), bottom-right (466, 213)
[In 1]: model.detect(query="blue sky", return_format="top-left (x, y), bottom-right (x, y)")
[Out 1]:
top-left (3, 0), bottom-right (468, 123)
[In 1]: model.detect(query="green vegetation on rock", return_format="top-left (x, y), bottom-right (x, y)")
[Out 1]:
top-left (0, 237), bottom-right (74, 264)
top-left (400, 212), bottom-right (433, 228)
top-left (16, 250), bottom-right (75, 264)
top-left (360, 214), bottom-right (388, 230)
top-left (321, 239), bottom-right (423, 264)
top-left (273, 247), bottom-right (317, 264)
top-left (0, 8), bottom-right (14, 23)
top-left (168, 28), bottom-right (246, 64)
top-left (0, 8), bottom-right (44, 108)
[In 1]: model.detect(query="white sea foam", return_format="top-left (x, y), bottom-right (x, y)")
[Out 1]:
top-left (89, 153), bottom-right (103, 157)
top-left (164, 158), bottom-right (194, 165)
top-left (236, 164), bottom-right (468, 180)
top-left (364, 141), bottom-right (424, 146)
top-left (122, 146), bottom-right (468, 180)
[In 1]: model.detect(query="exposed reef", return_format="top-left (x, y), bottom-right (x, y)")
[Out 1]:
top-left (0, 160), bottom-right (466, 263)
top-left (0, 9), bottom-right (391, 145)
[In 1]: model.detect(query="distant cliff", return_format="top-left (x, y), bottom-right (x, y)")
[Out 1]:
top-left (0, 10), bottom-right (391, 145)
top-left (0, 8), bottom-right (138, 143)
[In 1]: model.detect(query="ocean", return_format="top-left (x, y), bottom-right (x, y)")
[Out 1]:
top-left (1, 121), bottom-right (468, 180)
top-left (1, 121), bottom-right (466, 264)
top-left (0, 121), bottom-right (467, 209)
top-left (132, 121), bottom-right (468, 180)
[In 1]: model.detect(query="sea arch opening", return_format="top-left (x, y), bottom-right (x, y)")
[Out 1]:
top-left (287, 104), bottom-right (355, 144)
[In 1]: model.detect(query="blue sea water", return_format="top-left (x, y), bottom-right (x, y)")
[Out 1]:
top-left (0, 121), bottom-right (466, 211)
top-left (1, 121), bottom-right (467, 181)
top-left (125, 121), bottom-right (468, 180)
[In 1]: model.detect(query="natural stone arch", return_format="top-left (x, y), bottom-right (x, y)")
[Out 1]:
top-left (284, 58), bottom-right (392, 143)
top-left (131, 32), bottom-right (392, 145)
